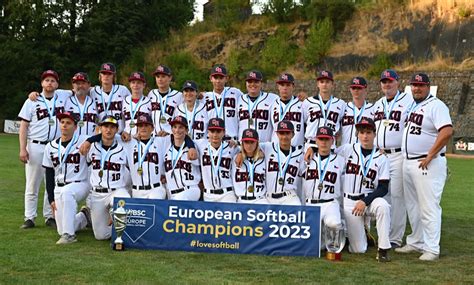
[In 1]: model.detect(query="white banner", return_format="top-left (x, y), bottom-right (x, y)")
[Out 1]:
top-left (4, 120), bottom-right (20, 134)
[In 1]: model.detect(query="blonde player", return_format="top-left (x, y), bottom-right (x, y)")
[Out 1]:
top-left (174, 80), bottom-right (208, 140)
top-left (162, 116), bottom-right (201, 201)
top-left (337, 118), bottom-right (391, 262)
top-left (270, 73), bottom-right (305, 147)
top-left (195, 118), bottom-right (238, 202)
top-left (261, 121), bottom-right (302, 205)
top-left (237, 70), bottom-right (278, 142)
top-left (42, 112), bottom-right (91, 244)
top-left (148, 64), bottom-right (183, 136)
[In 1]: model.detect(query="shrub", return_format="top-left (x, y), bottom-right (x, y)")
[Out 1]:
top-left (262, 0), bottom-right (297, 23)
top-left (302, 18), bottom-right (334, 67)
top-left (301, 0), bottom-right (355, 32)
top-left (260, 28), bottom-right (298, 78)
top-left (161, 51), bottom-right (210, 91)
top-left (367, 53), bottom-right (394, 78)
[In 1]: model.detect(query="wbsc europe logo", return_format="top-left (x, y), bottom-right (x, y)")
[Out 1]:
top-left (124, 203), bottom-right (156, 243)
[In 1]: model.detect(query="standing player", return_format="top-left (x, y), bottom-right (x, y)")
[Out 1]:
top-left (195, 118), bottom-right (238, 202)
top-left (337, 118), bottom-right (391, 262)
top-left (203, 64), bottom-right (243, 141)
top-left (373, 69), bottom-right (413, 248)
top-left (87, 116), bottom-right (131, 240)
top-left (340, 77), bottom-right (375, 145)
top-left (174, 80), bottom-right (208, 140)
top-left (270, 73), bottom-right (305, 147)
top-left (42, 112), bottom-right (91, 244)
top-left (18, 70), bottom-right (67, 229)
top-left (262, 121), bottom-right (302, 205)
top-left (91, 63), bottom-right (131, 134)
top-left (302, 70), bottom-right (346, 143)
top-left (301, 126), bottom-right (345, 231)
top-left (64, 72), bottom-right (98, 136)
top-left (163, 116), bottom-right (201, 201)
top-left (147, 64), bottom-right (183, 136)
top-left (396, 73), bottom-right (453, 261)
top-left (233, 129), bottom-right (268, 204)
top-left (237, 70), bottom-right (278, 142)
top-left (121, 72), bottom-right (152, 141)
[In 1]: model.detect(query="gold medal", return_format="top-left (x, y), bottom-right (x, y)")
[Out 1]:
top-left (247, 185), bottom-right (254, 193)
top-left (95, 117), bottom-right (100, 124)
top-left (137, 167), bottom-right (143, 176)
top-left (318, 183), bottom-right (323, 191)
top-left (130, 121), bottom-right (136, 128)
top-left (48, 119), bottom-right (55, 126)
top-left (98, 170), bottom-right (103, 178)
top-left (278, 177), bottom-right (284, 185)
top-left (78, 120), bottom-right (85, 127)
top-left (362, 177), bottom-right (367, 184)
top-left (160, 116), bottom-right (166, 124)
top-left (249, 118), bottom-right (254, 126)
top-left (383, 120), bottom-right (390, 127)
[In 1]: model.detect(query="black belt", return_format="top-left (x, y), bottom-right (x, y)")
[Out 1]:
top-left (384, 148), bottom-right (401, 154)
top-left (32, 140), bottom-right (48, 145)
top-left (132, 182), bottom-right (161, 190)
top-left (56, 180), bottom-right (83, 187)
top-left (240, 196), bottom-right (257, 201)
top-left (170, 186), bottom-right (190, 195)
top-left (94, 187), bottom-right (116, 193)
top-left (344, 193), bottom-right (366, 201)
top-left (205, 187), bottom-right (233, 195)
top-left (271, 192), bottom-right (288, 199)
top-left (307, 198), bottom-right (334, 204)
top-left (407, 153), bottom-right (445, 160)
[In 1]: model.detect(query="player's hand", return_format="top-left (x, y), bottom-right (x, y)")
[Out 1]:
top-left (228, 140), bottom-right (238, 148)
top-left (28, 91), bottom-right (40, 101)
top-left (157, 131), bottom-right (169, 137)
top-left (234, 152), bottom-right (243, 167)
top-left (198, 92), bottom-right (205, 100)
top-left (304, 147), bottom-right (314, 163)
top-left (297, 91), bottom-right (308, 102)
top-left (188, 148), bottom-right (198, 160)
top-left (19, 149), bottom-right (29, 163)
top-left (352, 200), bottom-right (367, 216)
top-left (51, 201), bottom-right (57, 218)
top-left (121, 132), bottom-right (131, 142)
top-left (418, 154), bottom-right (433, 170)
top-left (160, 175), bottom-right (167, 185)
top-left (79, 141), bottom-right (92, 156)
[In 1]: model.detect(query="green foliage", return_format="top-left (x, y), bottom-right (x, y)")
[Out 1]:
top-left (226, 48), bottom-right (255, 89)
top-left (262, 0), bottom-right (297, 23)
top-left (206, 0), bottom-right (252, 33)
top-left (302, 18), bottom-right (334, 67)
top-left (458, 6), bottom-right (472, 18)
top-left (301, 0), bottom-right (355, 32)
top-left (162, 51), bottom-right (210, 92)
top-left (260, 28), bottom-right (298, 78)
top-left (367, 53), bottom-right (394, 78)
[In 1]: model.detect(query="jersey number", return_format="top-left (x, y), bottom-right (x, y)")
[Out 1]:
top-left (389, 123), bottom-right (400, 132)
top-left (409, 126), bottom-right (421, 135)
top-left (112, 173), bottom-right (121, 181)
top-left (258, 122), bottom-right (268, 130)
top-left (184, 172), bottom-right (194, 180)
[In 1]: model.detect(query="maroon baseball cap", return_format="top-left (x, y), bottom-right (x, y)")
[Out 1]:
top-left (136, 113), bottom-right (153, 126)
top-left (208, 118), bottom-right (225, 131)
top-left (153, 64), bottom-right (172, 76)
top-left (170, 116), bottom-right (188, 128)
top-left (72, 72), bottom-right (89, 83)
top-left (210, 64), bottom-right (227, 77)
top-left (355, 117), bottom-right (376, 131)
top-left (245, 70), bottom-right (263, 82)
top-left (410, 73), bottom-right (430, 85)
top-left (41, 70), bottom-right (59, 82)
top-left (349, 76), bottom-right (367, 88)
top-left (128, 71), bottom-right (146, 83)
top-left (316, 126), bottom-right (334, 139)
top-left (276, 120), bottom-right (294, 133)
top-left (57, 112), bottom-right (78, 124)
top-left (241, 128), bottom-right (259, 142)
top-left (380, 69), bottom-right (399, 81)
top-left (316, 70), bottom-right (333, 81)
top-left (276, 73), bottom-right (295, 84)
top-left (99, 63), bottom-right (116, 74)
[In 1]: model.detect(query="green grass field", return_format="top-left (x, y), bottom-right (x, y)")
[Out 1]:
top-left (1, 134), bottom-right (473, 284)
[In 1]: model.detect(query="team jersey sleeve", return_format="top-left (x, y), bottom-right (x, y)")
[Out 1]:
top-left (335, 144), bottom-right (350, 158)
top-left (18, 100), bottom-right (33, 121)
top-left (431, 100), bottom-right (452, 130)
top-left (378, 155), bottom-right (390, 181)
top-left (42, 144), bottom-right (53, 168)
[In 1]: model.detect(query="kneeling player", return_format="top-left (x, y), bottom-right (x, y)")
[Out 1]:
top-left (301, 126), bottom-right (344, 230)
top-left (43, 112), bottom-right (91, 244)
top-left (337, 118), bottom-right (391, 262)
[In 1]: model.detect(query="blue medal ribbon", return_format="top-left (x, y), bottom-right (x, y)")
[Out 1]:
top-left (184, 101), bottom-right (199, 136)
top-left (58, 134), bottom-right (78, 173)
top-left (40, 92), bottom-right (57, 120)
top-left (170, 141), bottom-right (185, 172)
top-left (316, 153), bottom-right (331, 187)
top-left (276, 144), bottom-right (293, 184)
top-left (209, 143), bottom-right (224, 186)
top-left (129, 95), bottom-right (145, 125)
top-left (318, 95), bottom-right (333, 125)
top-left (382, 91), bottom-right (401, 121)
top-left (137, 136), bottom-right (155, 169)
top-left (99, 85), bottom-right (117, 115)
top-left (213, 87), bottom-right (228, 119)
top-left (278, 96), bottom-right (296, 122)
top-left (353, 100), bottom-right (366, 124)
top-left (358, 145), bottom-right (376, 182)
top-left (159, 88), bottom-right (171, 119)
top-left (100, 140), bottom-right (115, 173)
top-left (247, 91), bottom-right (264, 128)
top-left (73, 95), bottom-right (89, 123)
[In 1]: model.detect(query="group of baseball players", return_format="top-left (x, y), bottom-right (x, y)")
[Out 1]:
top-left (18, 63), bottom-right (453, 262)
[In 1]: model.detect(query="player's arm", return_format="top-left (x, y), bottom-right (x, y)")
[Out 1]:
top-left (353, 180), bottom-right (389, 216)
top-left (41, 149), bottom-right (56, 212)
top-left (19, 120), bottom-right (29, 163)
top-left (419, 125), bottom-right (453, 170)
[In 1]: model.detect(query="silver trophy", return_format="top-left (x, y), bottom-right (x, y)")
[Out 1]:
top-left (324, 225), bottom-right (345, 261)
top-left (113, 200), bottom-right (127, 251)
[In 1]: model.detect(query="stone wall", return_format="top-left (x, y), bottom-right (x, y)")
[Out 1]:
top-left (263, 71), bottom-right (474, 138)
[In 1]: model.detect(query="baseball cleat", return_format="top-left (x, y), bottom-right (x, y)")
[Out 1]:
top-left (20, 219), bottom-right (35, 229)
top-left (394, 245), bottom-right (422, 254)
top-left (376, 248), bottom-right (391, 262)
top-left (419, 252), bottom-right (439, 261)
top-left (390, 242), bottom-right (401, 249)
top-left (56, 234), bottom-right (77, 245)
top-left (80, 206), bottom-right (92, 228)
top-left (45, 218), bottom-right (57, 229)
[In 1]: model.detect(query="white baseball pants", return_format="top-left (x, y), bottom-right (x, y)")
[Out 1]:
top-left (54, 181), bottom-right (90, 236)
top-left (385, 152), bottom-right (407, 246)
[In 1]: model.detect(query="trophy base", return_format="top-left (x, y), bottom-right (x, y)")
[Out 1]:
top-left (326, 251), bottom-right (342, 261)
top-left (113, 243), bottom-right (125, 251)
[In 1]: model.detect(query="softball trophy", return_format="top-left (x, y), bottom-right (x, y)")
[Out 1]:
top-left (325, 225), bottom-right (345, 261)
top-left (113, 200), bottom-right (128, 251)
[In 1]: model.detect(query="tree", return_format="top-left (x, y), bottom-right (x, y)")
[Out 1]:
top-left (262, 0), bottom-right (297, 22)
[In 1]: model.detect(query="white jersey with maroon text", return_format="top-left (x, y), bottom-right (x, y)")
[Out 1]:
top-left (147, 88), bottom-right (183, 134)
top-left (64, 94), bottom-right (98, 136)
top-left (302, 95), bottom-right (346, 140)
top-left (162, 138), bottom-right (201, 191)
top-left (122, 95), bottom-right (152, 136)
top-left (232, 156), bottom-right (266, 199)
top-left (91, 85), bottom-right (130, 133)
top-left (237, 92), bottom-right (278, 142)
top-left (270, 96), bottom-right (305, 147)
top-left (174, 101), bottom-right (208, 140)
top-left (204, 87), bottom-right (242, 140)
top-left (340, 101), bottom-right (376, 145)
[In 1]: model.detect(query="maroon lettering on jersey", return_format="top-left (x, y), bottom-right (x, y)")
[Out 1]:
top-left (124, 111), bottom-right (148, 121)
top-left (309, 110), bottom-right (323, 122)
top-left (206, 97), bottom-right (237, 111)
top-left (342, 115), bottom-right (355, 126)
top-left (202, 155), bottom-right (232, 169)
top-left (235, 171), bottom-right (265, 183)
top-left (273, 111), bottom-right (302, 123)
top-left (151, 102), bottom-right (160, 111)
top-left (305, 169), bottom-right (338, 182)
top-left (408, 113), bottom-right (423, 126)
top-left (36, 108), bottom-right (50, 120)
top-left (327, 111), bottom-right (339, 124)
top-left (164, 160), bottom-right (192, 172)
top-left (345, 161), bottom-right (361, 175)
top-left (390, 110), bottom-right (401, 121)
top-left (51, 153), bottom-right (80, 167)
top-left (366, 169), bottom-right (377, 180)
top-left (90, 159), bottom-right (121, 171)
top-left (374, 111), bottom-right (385, 121)
top-left (82, 113), bottom-right (97, 123)
top-left (133, 152), bottom-right (159, 164)
top-left (192, 121), bottom-right (205, 131)
top-left (239, 109), bottom-right (269, 121)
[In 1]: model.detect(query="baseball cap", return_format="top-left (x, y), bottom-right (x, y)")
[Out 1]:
top-left (170, 116), bottom-right (188, 128)
top-left (316, 70), bottom-right (334, 81)
top-left (153, 64), bottom-right (172, 76)
top-left (128, 71), bottom-right (146, 83)
top-left (410, 73), bottom-right (430, 85)
top-left (355, 117), bottom-right (376, 131)
top-left (316, 126), bottom-right (334, 139)
top-left (276, 120), bottom-right (295, 132)
top-left (99, 115), bottom-right (119, 126)
top-left (99, 63), bottom-right (116, 74)
top-left (182, 80), bottom-right (198, 91)
top-left (72, 72), bottom-right (89, 83)
top-left (350, 76), bottom-right (367, 88)
top-left (41, 70), bottom-right (59, 82)
top-left (245, 70), bottom-right (263, 82)
top-left (136, 113), bottom-right (153, 126)
top-left (276, 73), bottom-right (295, 84)
top-left (210, 64), bottom-right (227, 77)
top-left (241, 128), bottom-right (259, 142)
top-left (380, 69), bottom-right (399, 81)
top-left (208, 118), bottom-right (225, 131)
top-left (56, 112), bottom-right (78, 124)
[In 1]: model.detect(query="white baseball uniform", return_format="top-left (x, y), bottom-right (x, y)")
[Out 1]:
top-left (87, 140), bottom-right (131, 240)
top-left (195, 140), bottom-right (238, 202)
top-left (373, 91), bottom-right (414, 246)
top-left (174, 101), bottom-right (208, 140)
top-left (270, 96), bottom-right (305, 147)
top-left (233, 155), bottom-right (268, 204)
top-left (237, 92), bottom-right (278, 142)
top-left (340, 101), bottom-right (375, 145)
top-left (122, 95), bottom-right (152, 136)
top-left (91, 85), bottom-right (130, 133)
top-left (147, 88), bottom-right (183, 134)
top-left (42, 135), bottom-right (90, 236)
top-left (64, 93), bottom-right (98, 136)
top-left (302, 95), bottom-right (346, 141)
top-left (18, 90), bottom-right (69, 222)
top-left (162, 137), bottom-right (201, 201)
top-left (203, 87), bottom-right (243, 140)
top-left (260, 142), bottom-right (302, 205)
top-left (300, 152), bottom-right (345, 229)
top-left (337, 143), bottom-right (391, 253)
top-left (402, 95), bottom-right (452, 255)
